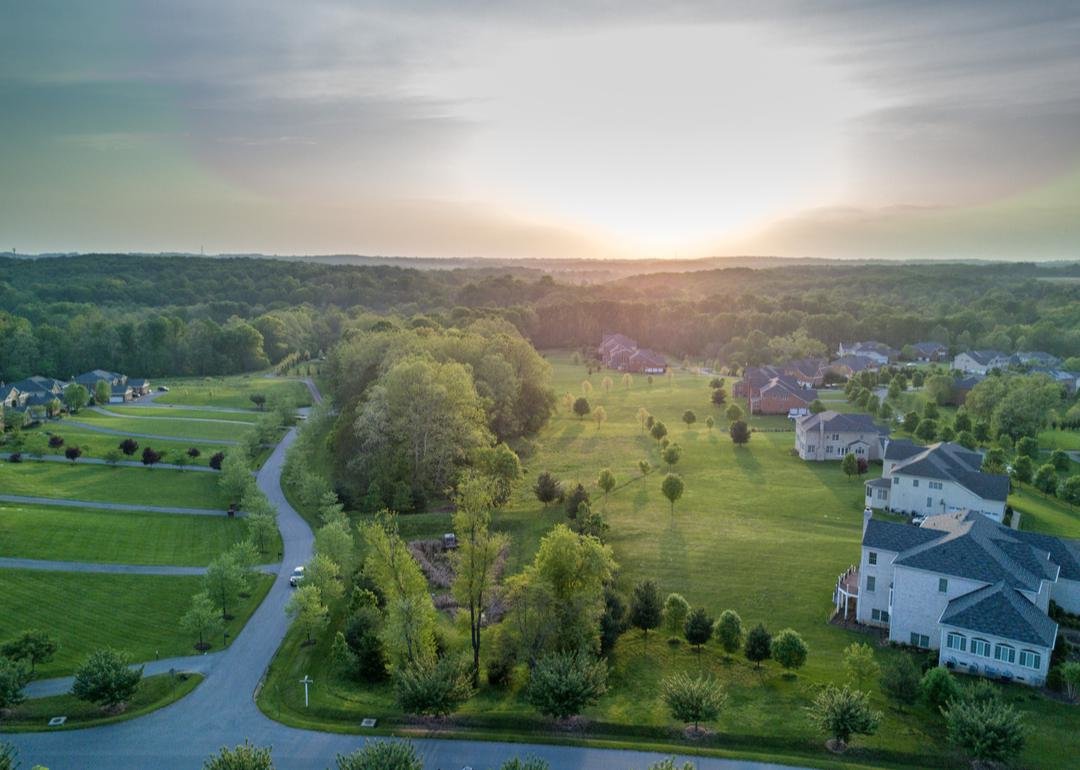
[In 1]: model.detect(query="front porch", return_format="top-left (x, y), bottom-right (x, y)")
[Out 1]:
top-left (833, 564), bottom-right (859, 620)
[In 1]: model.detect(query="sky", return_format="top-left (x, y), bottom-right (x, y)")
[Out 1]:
top-left (2, 1), bottom-right (1079, 260)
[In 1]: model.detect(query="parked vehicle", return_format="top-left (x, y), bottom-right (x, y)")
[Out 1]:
top-left (289, 566), bottom-right (305, 587)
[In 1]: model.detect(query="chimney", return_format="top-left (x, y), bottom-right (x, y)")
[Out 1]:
top-left (863, 505), bottom-right (873, 536)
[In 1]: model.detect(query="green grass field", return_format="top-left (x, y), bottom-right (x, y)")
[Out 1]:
top-left (0, 673), bottom-right (204, 733)
top-left (18, 425), bottom-right (228, 467)
top-left (1040, 429), bottom-right (1080, 452)
top-left (107, 405), bottom-right (262, 422)
top-left (261, 353), bottom-right (1080, 768)
top-left (0, 502), bottom-right (278, 565)
top-left (0, 570), bottom-right (273, 677)
top-left (70, 410), bottom-right (253, 442)
top-left (154, 375), bottom-right (311, 409)
top-left (0, 461), bottom-right (225, 508)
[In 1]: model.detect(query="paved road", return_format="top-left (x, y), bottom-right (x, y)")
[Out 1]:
top-left (90, 406), bottom-right (255, 426)
top-left (5, 383), bottom-right (799, 770)
top-left (61, 419), bottom-right (241, 446)
top-left (0, 452), bottom-right (218, 472)
top-left (0, 557), bottom-right (278, 577)
top-left (0, 494), bottom-right (228, 517)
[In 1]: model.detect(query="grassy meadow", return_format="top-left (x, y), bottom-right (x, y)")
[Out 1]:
top-left (70, 410), bottom-right (252, 442)
top-left (106, 405), bottom-right (263, 422)
top-left (0, 461), bottom-right (225, 508)
top-left (153, 375), bottom-right (311, 409)
top-left (18, 424), bottom-right (228, 467)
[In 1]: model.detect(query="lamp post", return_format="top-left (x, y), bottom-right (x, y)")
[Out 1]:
top-left (300, 675), bottom-right (313, 707)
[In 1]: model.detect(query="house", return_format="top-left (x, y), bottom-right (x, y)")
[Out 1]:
top-left (1026, 366), bottom-right (1079, 396)
top-left (795, 411), bottom-right (889, 461)
top-left (598, 333), bottom-right (637, 367)
top-left (837, 341), bottom-right (899, 365)
top-left (909, 341), bottom-right (949, 362)
top-left (627, 348), bottom-right (667, 374)
top-left (864, 439), bottom-right (1009, 522)
top-left (1017, 351), bottom-right (1062, 368)
top-left (778, 358), bottom-right (828, 387)
top-left (752, 376), bottom-right (816, 415)
top-left (951, 374), bottom-right (985, 405)
top-left (835, 509), bottom-right (1078, 686)
top-left (10, 376), bottom-right (67, 397)
top-left (733, 366), bottom-right (782, 399)
top-left (0, 384), bottom-right (22, 410)
top-left (110, 384), bottom-right (134, 404)
top-left (75, 369), bottom-right (126, 389)
top-left (828, 355), bottom-right (880, 377)
top-left (952, 350), bottom-right (1014, 375)
top-left (127, 378), bottom-right (152, 397)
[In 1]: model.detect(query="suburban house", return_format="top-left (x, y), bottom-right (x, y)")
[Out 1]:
top-left (795, 411), bottom-right (889, 461)
top-left (828, 354), bottom-right (880, 376)
top-left (1026, 366), bottom-right (1080, 396)
top-left (110, 383), bottom-right (135, 403)
top-left (864, 439), bottom-right (1009, 523)
top-left (1017, 351), bottom-right (1062, 368)
top-left (0, 384), bottom-right (21, 410)
top-left (908, 341), bottom-right (949, 362)
top-left (778, 358), bottom-right (828, 387)
top-left (951, 374), bottom-right (985, 405)
top-left (734, 367), bottom-right (817, 414)
top-left (0, 370), bottom-right (148, 412)
top-left (128, 378), bottom-right (152, 397)
top-left (837, 341), bottom-right (899, 365)
top-left (598, 334), bottom-right (667, 374)
top-left (75, 369), bottom-right (127, 390)
top-left (952, 350), bottom-right (1013, 374)
top-left (834, 509), bottom-right (1078, 686)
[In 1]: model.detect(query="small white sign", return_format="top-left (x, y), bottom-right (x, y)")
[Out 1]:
top-left (360, 717), bottom-right (377, 728)
top-left (48, 716), bottom-right (67, 726)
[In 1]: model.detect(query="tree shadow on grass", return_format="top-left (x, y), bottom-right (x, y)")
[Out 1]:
top-left (732, 446), bottom-right (763, 481)
top-left (552, 420), bottom-right (586, 449)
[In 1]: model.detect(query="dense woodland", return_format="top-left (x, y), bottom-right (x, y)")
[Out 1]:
top-left (2, 255), bottom-right (1080, 383)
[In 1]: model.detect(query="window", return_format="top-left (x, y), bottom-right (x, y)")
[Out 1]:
top-left (927, 496), bottom-right (933, 507)
top-left (878, 489), bottom-right (888, 500)
top-left (946, 632), bottom-right (966, 652)
top-left (938, 578), bottom-right (948, 593)
top-left (929, 481), bottom-right (943, 490)
top-left (913, 479), bottom-right (920, 487)
top-left (832, 433), bottom-right (840, 441)
top-left (865, 487), bottom-right (872, 497)
top-left (910, 632), bottom-right (930, 648)
top-left (1019, 650), bottom-right (1041, 669)
top-left (871, 608), bottom-right (890, 622)
top-left (971, 638), bottom-right (991, 657)
top-left (994, 644), bottom-right (1016, 664)
top-left (865, 575), bottom-right (876, 592)
top-left (892, 477), bottom-right (899, 485)
top-left (868, 551), bottom-right (878, 565)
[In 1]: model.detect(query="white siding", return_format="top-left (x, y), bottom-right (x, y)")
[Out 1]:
top-left (855, 546), bottom-right (896, 626)
top-left (888, 566), bottom-right (988, 648)
top-left (886, 474), bottom-right (1005, 522)
top-left (938, 625), bottom-right (1051, 686)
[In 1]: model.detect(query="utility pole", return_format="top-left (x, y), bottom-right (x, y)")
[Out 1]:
top-left (300, 675), bottom-right (313, 707)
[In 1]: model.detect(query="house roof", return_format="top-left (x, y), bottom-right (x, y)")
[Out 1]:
top-left (111, 384), bottom-right (132, 395)
top-left (1017, 351), bottom-right (1061, 366)
top-left (892, 511), bottom-right (1058, 592)
top-left (759, 377), bottom-right (815, 402)
top-left (75, 369), bottom-right (122, 384)
top-left (10, 375), bottom-right (67, 394)
top-left (798, 410), bottom-right (888, 435)
top-left (831, 355), bottom-right (878, 373)
top-left (628, 348), bottom-right (666, 367)
top-left (862, 517), bottom-right (943, 552)
top-left (1011, 530), bottom-right (1080, 582)
top-left (889, 441), bottom-right (1009, 502)
top-left (883, 438), bottom-right (925, 461)
top-left (958, 350), bottom-right (1007, 366)
top-left (955, 375), bottom-right (985, 390)
top-left (780, 358), bottom-right (827, 380)
top-left (847, 341), bottom-right (898, 357)
top-left (866, 477), bottom-right (892, 489)
top-left (912, 341), bottom-right (947, 355)
top-left (940, 581), bottom-right (1058, 648)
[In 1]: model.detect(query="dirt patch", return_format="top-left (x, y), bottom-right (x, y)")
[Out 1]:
top-left (408, 538), bottom-right (509, 624)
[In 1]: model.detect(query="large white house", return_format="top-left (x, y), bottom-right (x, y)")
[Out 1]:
top-left (837, 341), bottom-right (899, 365)
top-left (952, 350), bottom-right (1014, 374)
top-left (864, 439), bottom-right (1009, 523)
top-left (795, 411), bottom-right (889, 461)
top-left (834, 509), bottom-right (1078, 686)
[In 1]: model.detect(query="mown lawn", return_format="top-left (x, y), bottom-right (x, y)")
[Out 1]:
top-left (0, 673), bottom-right (203, 733)
top-left (0, 461), bottom-right (225, 508)
top-left (107, 405), bottom-right (262, 422)
top-left (155, 375), bottom-right (311, 409)
top-left (0, 502), bottom-right (278, 565)
top-left (71, 410), bottom-right (254, 442)
top-left (1040, 429), bottom-right (1080, 452)
top-left (1010, 486), bottom-right (1080, 537)
top-left (19, 424), bottom-right (228, 467)
top-left (0, 570), bottom-right (273, 677)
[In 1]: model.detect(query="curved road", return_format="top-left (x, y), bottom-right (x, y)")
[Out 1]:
top-left (6, 385), bottom-right (798, 770)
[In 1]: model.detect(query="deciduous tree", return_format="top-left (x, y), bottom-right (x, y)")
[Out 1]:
top-left (662, 673), bottom-right (727, 733)
top-left (525, 651), bottom-right (608, 720)
top-left (71, 648), bottom-right (142, 711)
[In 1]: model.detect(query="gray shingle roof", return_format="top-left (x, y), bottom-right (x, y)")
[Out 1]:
top-left (798, 410), bottom-right (888, 435)
top-left (866, 477), bottom-right (892, 489)
top-left (884, 438), bottom-right (924, 461)
top-left (862, 518), bottom-right (943, 553)
top-left (890, 441), bottom-right (1009, 502)
top-left (1012, 530), bottom-right (1080, 582)
top-left (940, 581), bottom-right (1058, 648)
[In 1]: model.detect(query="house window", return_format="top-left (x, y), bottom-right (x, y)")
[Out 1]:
top-left (866, 487), bottom-right (872, 497)
top-left (832, 433), bottom-right (840, 440)
top-left (929, 481), bottom-right (943, 490)
top-left (946, 632), bottom-right (966, 652)
top-left (871, 609), bottom-right (890, 622)
top-left (910, 633), bottom-right (930, 648)
top-left (994, 644), bottom-right (1016, 664)
top-left (938, 578), bottom-right (948, 593)
top-left (865, 575), bottom-right (876, 592)
top-left (927, 496), bottom-right (933, 507)
top-left (912, 479), bottom-right (919, 487)
top-left (1019, 650), bottom-right (1041, 669)
top-left (878, 489), bottom-right (888, 500)
top-left (892, 477), bottom-right (899, 485)
top-left (971, 638), bottom-right (990, 657)
top-left (868, 552), bottom-right (878, 565)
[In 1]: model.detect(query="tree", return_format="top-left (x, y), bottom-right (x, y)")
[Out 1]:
top-left (981, 446), bottom-right (1007, 474)
top-left (661, 473), bottom-right (685, 516)
top-left (601, 376), bottom-right (613, 396)
top-left (533, 471), bottom-right (563, 507)
top-left (705, 415), bottom-right (714, 431)
top-left (1034, 463), bottom-right (1059, 495)
top-left (650, 420), bottom-right (668, 445)
top-left (305, 553), bottom-right (344, 603)
top-left (333, 740), bottom-right (422, 770)
top-left (1, 629), bottom-right (58, 674)
top-left (203, 554), bottom-right (245, 620)
top-left (772, 628), bottom-right (808, 674)
top-left (596, 468), bottom-right (616, 510)
top-left (809, 399), bottom-right (826, 415)
top-left (903, 411), bottom-right (920, 433)
top-left (94, 379), bottom-right (111, 405)
top-left (1016, 436), bottom-right (1039, 459)
top-left (249, 393), bottom-right (267, 411)
top-left (581, 380), bottom-right (593, 397)
top-left (1010, 454), bottom-right (1034, 485)
top-left (525, 651), bottom-right (608, 720)
top-left (209, 451), bottom-right (225, 470)
top-left (880, 654), bottom-right (921, 707)
top-left (181, 592), bottom-right (225, 651)
top-left (662, 673), bottom-right (727, 733)
top-left (682, 410), bottom-right (696, 429)
top-left (118, 437), bottom-right (139, 456)
top-left (0, 741), bottom-right (17, 770)
top-left (0, 656), bottom-right (29, 710)
top-left (683, 608), bottom-right (713, 653)
top-left (629, 579), bottom-right (663, 649)
top-left (663, 593), bottom-right (690, 638)
top-left (600, 585), bottom-right (627, 654)
top-left (1060, 475), bottom-right (1080, 506)
top-left (593, 405), bottom-right (607, 430)
top-left (914, 418), bottom-right (938, 442)
top-left (842, 643), bottom-right (879, 689)
top-left (393, 656), bottom-right (474, 716)
top-left (1050, 448), bottom-right (1070, 471)
top-left (103, 448), bottom-right (123, 466)
top-left (637, 407), bottom-right (650, 433)
top-left (661, 444), bottom-right (682, 471)
top-left (563, 483), bottom-right (590, 518)
top-left (572, 397), bottom-right (590, 420)
top-left (744, 623), bottom-right (772, 669)
top-left (58, 444), bottom-right (80, 463)
top-left (956, 430), bottom-right (977, 450)
top-left (806, 685), bottom-right (881, 750)
top-left (47, 434), bottom-right (64, 449)
top-left (286, 584), bottom-right (329, 645)
top-left (314, 518), bottom-right (353, 575)
top-left (729, 420), bottom-right (751, 446)
top-left (188, 446), bottom-right (202, 459)
top-left (944, 691), bottom-right (1025, 764)
top-left (219, 450), bottom-right (254, 504)
top-left (841, 452), bottom-right (858, 480)
top-left (141, 446), bottom-right (162, 467)
top-left (71, 648), bottom-right (142, 711)
top-left (63, 382), bottom-right (89, 413)
top-left (451, 475), bottom-right (508, 686)
top-left (202, 741), bottom-right (275, 770)
top-left (920, 666), bottom-right (961, 712)
top-left (713, 610), bottom-right (742, 657)
top-left (925, 375), bottom-right (955, 406)
top-left (1059, 661), bottom-right (1080, 702)
top-left (638, 459), bottom-right (652, 487)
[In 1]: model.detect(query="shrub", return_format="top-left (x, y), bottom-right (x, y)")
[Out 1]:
top-left (7, 453), bottom-right (20, 463)
top-left (118, 437), bottom-right (139, 455)
top-left (71, 648), bottom-right (142, 711)
top-left (0, 657), bottom-right (30, 710)
top-left (209, 451), bottom-right (226, 470)
top-left (772, 628), bottom-right (808, 673)
top-left (533, 471), bottom-right (563, 507)
top-left (500, 759), bottom-right (550, 770)
top-left (526, 651), bottom-right (608, 720)
top-left (920, 666), bottom-right (961, 712)
top-left (662, 593), bottom-right (690, 638)
top-left (806, 685), bottom-right (880, 749)
top-left (47, 434), bottom-right (64, 449)
top-left (563, 483), bottom-right (589, 519)
top-left (661, 673), bottom-right (727, 732)
top-left (880, 654), bottom-right (921, 707)
top-left (944, 691), bottom-right (1025, 764)
top-left (393, 656), bottom-right (473, 717)
top-left (713, 610), bottom-right (742, 656)
top-left (203, 741), bottom-right (274, 770)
